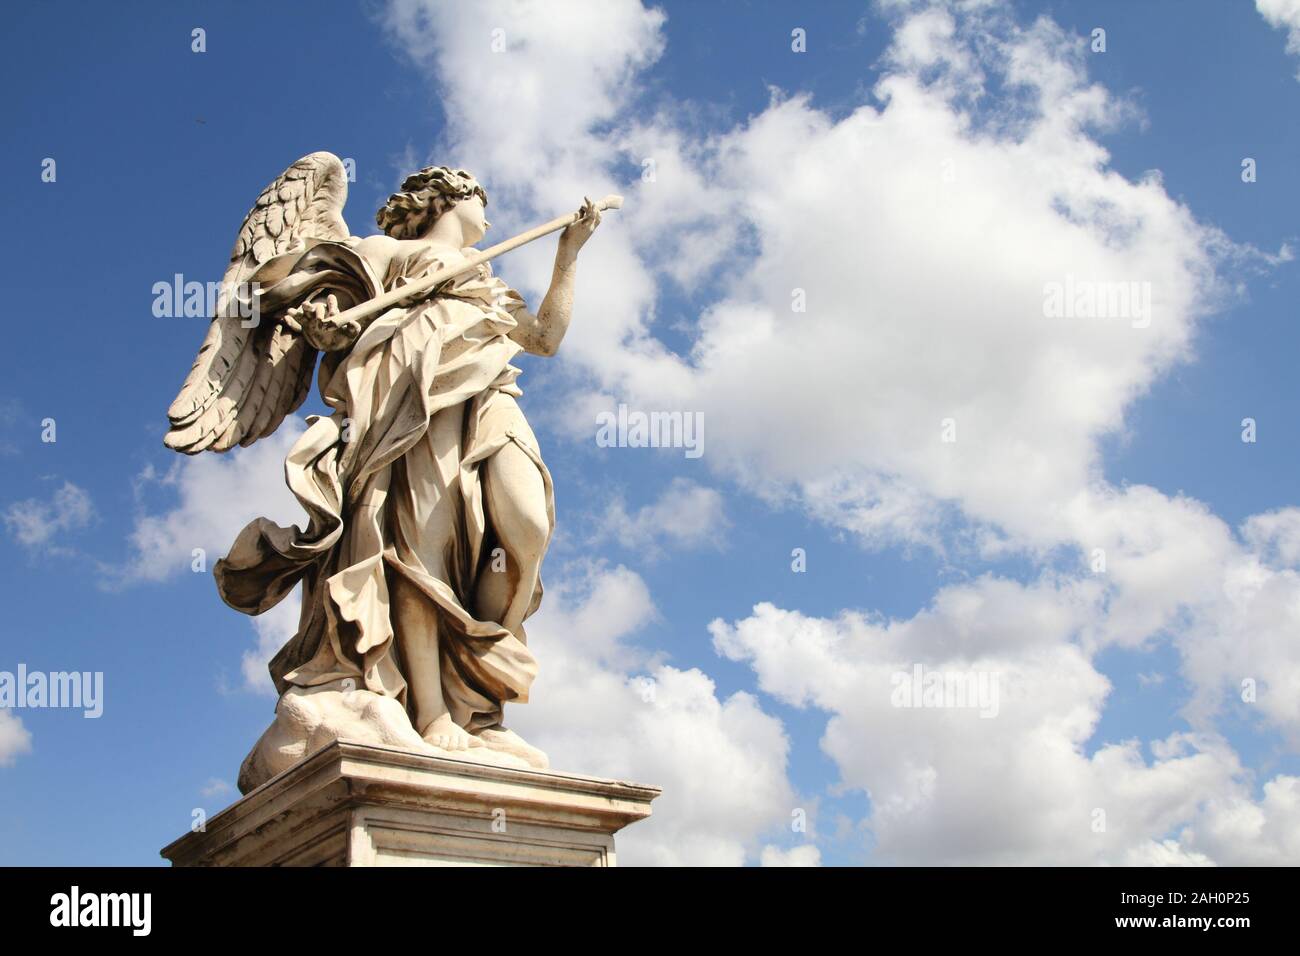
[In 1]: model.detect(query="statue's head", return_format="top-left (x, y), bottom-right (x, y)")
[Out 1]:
top-left (376, 166), bottom-right (489, 243)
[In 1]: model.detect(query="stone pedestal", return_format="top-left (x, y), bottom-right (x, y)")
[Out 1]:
top-left (161, 740), bottom-right (659, 867)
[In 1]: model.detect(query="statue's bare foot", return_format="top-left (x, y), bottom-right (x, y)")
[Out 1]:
top-left (473, 725), bottom-right (548, 769)
top-left (422, 714), bottom-right (483, 752)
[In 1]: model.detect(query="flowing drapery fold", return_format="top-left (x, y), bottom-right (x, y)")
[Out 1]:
top-left (215, 241), bottom-right (552, 732)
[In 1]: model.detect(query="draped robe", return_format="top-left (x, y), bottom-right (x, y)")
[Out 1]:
top-left (214, 239), bottom-right (554, 733)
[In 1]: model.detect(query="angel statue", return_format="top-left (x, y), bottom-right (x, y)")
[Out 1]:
top-left (165, 152), bottom-right (617, 792)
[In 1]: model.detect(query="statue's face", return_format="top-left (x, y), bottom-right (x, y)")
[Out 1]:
top-left (451, 195), bottom-right (488, 244)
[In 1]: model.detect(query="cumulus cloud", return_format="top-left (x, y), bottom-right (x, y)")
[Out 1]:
top-left (1241, 507), bottom-right (1300, 567)
top-left (760, 844), bottom-right (822, 867)
top-left (592, 477), bottom-right (728, 557)
top-left (667, 26), bottom-right (1236, 554)
top-left (118, 421), bottom-right (307, 692)
top-left (1181, 774), bottom-right (1300, 865)
top-left (117, 421), bottom-right (306, 585)
top-left (367, 0), bottom-right (1300, 864)
top-left (511, 563), bottom-right (797, 865)
top-left (1259, 0), bottom-right (1300, 75)
top-left (0, 710), bottom-right (32, 766)
top-left (712, 597), bottom-right (1300, 865)
top-left (379, 0), bottom-right (1280, 557)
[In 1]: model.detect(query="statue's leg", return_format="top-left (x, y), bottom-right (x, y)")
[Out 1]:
top-left (471, 439), bottom-right (552, 768)
top-left (391, 407), bottom-right (480, 752)
top-left (477, 439), bottom-right (550, 637)
top-left (391, 577), bottom-right (476, 750)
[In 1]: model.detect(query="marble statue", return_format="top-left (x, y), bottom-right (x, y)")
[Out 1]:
top-left (164, 152), bottom-right (614, 792)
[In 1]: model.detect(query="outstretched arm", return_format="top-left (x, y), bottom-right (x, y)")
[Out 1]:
top-left (510, 199), bottom-right (602, 357)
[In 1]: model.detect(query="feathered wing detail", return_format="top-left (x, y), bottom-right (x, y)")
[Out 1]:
top-left (165, 151), bottom-right (351, 454)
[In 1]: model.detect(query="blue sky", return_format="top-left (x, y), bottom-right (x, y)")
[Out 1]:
top-left (3, 0), bottom-right (1300, 866)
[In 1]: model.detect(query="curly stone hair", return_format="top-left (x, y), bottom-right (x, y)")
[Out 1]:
top-left (375, 166), bottom-right (488, 240)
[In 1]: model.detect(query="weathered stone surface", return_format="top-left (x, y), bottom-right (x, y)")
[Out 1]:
top-left (165, 153), bottom-right (617, 777)
top-left (163, 741), bottom-right (659, 867)
top-left (237, 684), bottom-right (531, 795)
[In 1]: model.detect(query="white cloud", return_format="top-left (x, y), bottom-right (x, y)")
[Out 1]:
top-left (120, 421), bottom-right (307, 692)
top-left (593, 477), bottom-right (728, 557)
top-left (200, 777), bottom-right (234, 799)
top-left (379, 0), bottom-right (1277, 559)
top-left (385, 0), bottom-right (666, 194)
top-left (1241, 507), bottom-right (1300, 567)
top-left (1069, 490), bottom-right (1300, 747)
top-left (712, 596), bottom-right (1300, 865)
top-left (4, 481), bottom-right (94, 552)
top-left (118, 421), bottom-right (306, 585)
top-left (511, 563), bottom-right (797, 865)
top-left (380, 0), bottom-right (699, 407)
top-left (242, 588), bottom-right (301, 695)
top-left (1259, 0), bottom-right (1300, 75)
top-left (373, 0), bottom-right (1300, 864)
top-left (676, 67), bottom-right (1221, 553)
top-left (1122, 839), bottom-right (1213, 867)
top-left (760, 844), bottom-right (822, 867)
top-left (1181, 774), bottom-right (1300, 865)
top-left (0, 710), bottom-right (32, 766)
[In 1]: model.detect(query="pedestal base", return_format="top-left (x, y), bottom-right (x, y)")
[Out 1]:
top-left (161, 740), bottom-right (659, 867)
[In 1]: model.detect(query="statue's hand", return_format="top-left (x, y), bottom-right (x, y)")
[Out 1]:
top-left (281, 294), bottom-right (361, 352)
top-left (557, 197), bottom-right (602, 263)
